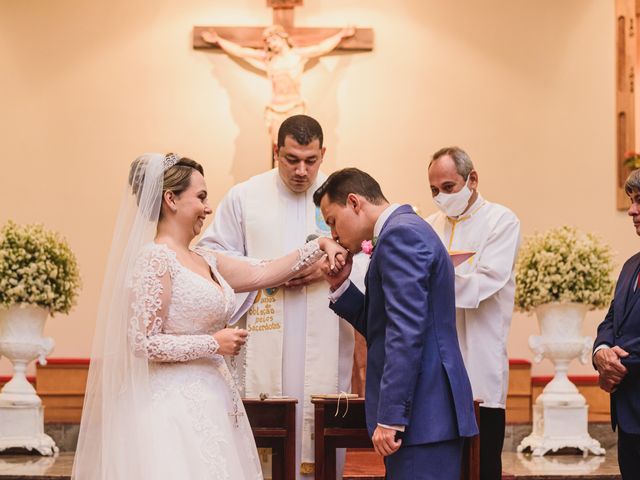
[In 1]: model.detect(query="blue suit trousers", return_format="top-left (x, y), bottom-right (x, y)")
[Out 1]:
top-left (384, 438), bottom-right (464, 479)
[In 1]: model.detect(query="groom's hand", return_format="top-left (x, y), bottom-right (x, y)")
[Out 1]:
top-left (372, 425), bottom-right (402, 457)
top-left (322, 253), bottom-right (353, 291)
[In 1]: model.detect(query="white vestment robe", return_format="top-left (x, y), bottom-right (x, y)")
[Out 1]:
top-left (427, 194), bottom-right (521, 408)
top-left (199, 169), bottom-right (355, 478)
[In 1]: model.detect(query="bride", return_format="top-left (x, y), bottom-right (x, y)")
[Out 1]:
top-left (72, 153), bottom-right (346, 479)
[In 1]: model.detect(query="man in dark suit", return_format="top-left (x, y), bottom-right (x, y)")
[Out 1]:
top-left (314, 168), bottom-right (478, 479)
top-left (594, 169), bottom-right (640, 479)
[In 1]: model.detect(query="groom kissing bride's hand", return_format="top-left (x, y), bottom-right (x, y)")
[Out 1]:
top-left (284, 237), bottom-right (348, 288)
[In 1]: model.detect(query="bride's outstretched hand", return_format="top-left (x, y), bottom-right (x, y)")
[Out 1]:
top-left (318, 237), bottom-right (348, 272)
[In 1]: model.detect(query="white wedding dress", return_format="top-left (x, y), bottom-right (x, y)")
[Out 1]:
top-left (130, 243), bottom-right (262, 480)
top-left (73, 154), bottom-right (331, 480)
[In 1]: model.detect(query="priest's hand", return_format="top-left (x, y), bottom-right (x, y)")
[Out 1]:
top-left (284, 260), bottom-right (325, 288)
top-left (213, 328), bottom-right (248, 356)
top-left (372, 425), bottom-right (402, 457)
top-left (594, 346), bottom-right (628, 392)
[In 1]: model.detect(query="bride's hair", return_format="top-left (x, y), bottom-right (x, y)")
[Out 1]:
top-left (128, 153), bottom-right (204, 218)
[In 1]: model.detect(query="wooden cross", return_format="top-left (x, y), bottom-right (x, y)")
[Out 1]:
top-left (615, 0), bottom-right (637, 210)
top-left (193, 0), bottom-right (373, 52)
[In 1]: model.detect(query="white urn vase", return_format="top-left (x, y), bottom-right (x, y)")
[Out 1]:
top-left (0, 304), bottom-right (57, 455)
top-left (518, 302), bottom-right (604, 457)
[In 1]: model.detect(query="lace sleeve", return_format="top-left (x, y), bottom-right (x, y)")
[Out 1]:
top-left (145, 333), bottom-right (220, 362)
top-left (128, 245), bottom-right (220, 362)
top-left (206, 239), bottom-right (326, 293)
top-left (293, 238), bottom-right (325, 272)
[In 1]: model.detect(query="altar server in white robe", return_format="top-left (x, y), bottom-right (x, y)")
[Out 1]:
top-left (199, 115), bottom-right (358, 479)
top-left (426, 146), bottom-right (520, 480)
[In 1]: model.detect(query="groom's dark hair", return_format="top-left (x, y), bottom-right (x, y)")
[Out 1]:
top-left (277, 115), bottom-right (324, 148)
top-left (313, 168), bottom-right (388, 206)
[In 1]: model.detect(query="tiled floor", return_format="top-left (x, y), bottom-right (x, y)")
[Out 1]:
top-left (502, 450), bottom-right (621, 479)
top-left (0, 452), bottom-right (72, 479)
top-left (345, 450), bottom-right (623, 479)
top-left (0, 449), bottom-right (622, 479)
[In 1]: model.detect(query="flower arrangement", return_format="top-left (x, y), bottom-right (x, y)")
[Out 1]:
top-left (0, 221), bottom-right (81, 315)
top-left (515, 226), bottom-right (614, 312)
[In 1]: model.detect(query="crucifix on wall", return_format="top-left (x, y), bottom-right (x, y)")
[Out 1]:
top-left (193, 0), bottom-right (373, 150)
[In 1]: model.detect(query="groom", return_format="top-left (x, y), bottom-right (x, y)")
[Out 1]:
top-left (314, 168), bottom-right (478, 479)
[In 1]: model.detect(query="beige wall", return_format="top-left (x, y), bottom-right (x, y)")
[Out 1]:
top-left (0, 0), bottom-right (626, 377)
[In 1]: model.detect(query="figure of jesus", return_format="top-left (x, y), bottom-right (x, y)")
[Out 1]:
top-left (202, 25), bottom-right (355, 144)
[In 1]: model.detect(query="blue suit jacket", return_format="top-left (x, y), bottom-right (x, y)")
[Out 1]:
top-left (594, 251), bottom-right (640, 434)
top-left (330, 205), bottom-right (478, 446)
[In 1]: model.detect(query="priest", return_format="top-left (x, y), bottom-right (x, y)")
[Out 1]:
top-left (426, 146), bottom-right (521, 480)
top-left (199, 115), bottom-right (358, 479)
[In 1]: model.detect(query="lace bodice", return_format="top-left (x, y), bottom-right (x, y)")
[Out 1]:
top-left (129, 243), bottom-right (235, 363)
top-left (166, 247), bottom-right (235, 334)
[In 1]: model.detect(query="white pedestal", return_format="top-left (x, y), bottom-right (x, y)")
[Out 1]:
top-left (0, 304), bottom-right (57, 455)
top-left (519, 303), bottom-right (606, 457)
top-left (518, 402), bottom-right (605, 457)
top-left (0, 404), bottom-right (58, 455)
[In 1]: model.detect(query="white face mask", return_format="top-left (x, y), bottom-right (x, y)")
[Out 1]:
top-left (433, 178), bottom-right (473, 218)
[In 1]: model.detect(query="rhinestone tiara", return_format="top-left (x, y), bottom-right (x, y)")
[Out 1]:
top-left (163, 153), bottom-right (180, 170)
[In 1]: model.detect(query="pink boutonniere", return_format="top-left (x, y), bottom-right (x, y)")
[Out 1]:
top-left (361, 239), bottom-right (374, 256)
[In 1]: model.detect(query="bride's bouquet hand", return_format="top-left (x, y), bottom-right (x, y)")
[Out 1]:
top-left (214, 327), bottom-right (249, 356)
top-left (318, 237), bottom-right (348, 273)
